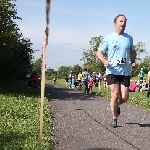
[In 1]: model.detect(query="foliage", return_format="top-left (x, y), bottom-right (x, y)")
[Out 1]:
top-left (71, 64), bottom-right (82, 75)
top-left (0, 80), bottom-right (53, 149)
top-left (33, 58), bottom-right (58, 79)
top-left (141, 56), bottom-right (150, 73)
top-left (32, 58), bottom-right (42, 77)
top-left (135, 42), bottom-right (146, 62)
top-left (0, 0), bottom-right (35, 80)
top-left (57, 66), bottom-right (72, 76)
top-left (131, 42), bottom-right (147, 76)
top-left (131, 68), bottom-right (140, 77)
top-left (80, 36), bottom-right (107, 74)
top-left (46, 73), bottom-right (57, 80)
top-left (131, 55), bottom-right (150, 77)
top-left (46, 67), bottom-right (56, 76)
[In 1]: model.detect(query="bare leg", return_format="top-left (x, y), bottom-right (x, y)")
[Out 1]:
top-left (118, 84), bottom-right (129, 105)
top-left (109, 82), bottom-right (120, 119)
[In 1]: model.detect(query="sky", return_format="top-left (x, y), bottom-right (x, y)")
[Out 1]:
top-left (15, 0), bottom-right (150, 70)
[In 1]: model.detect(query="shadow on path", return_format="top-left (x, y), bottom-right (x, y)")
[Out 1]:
top-left (46, 83), bottom-right (106, 102)
top-left (86, 148), bottom-right (121, 150)
top-left (125, 122), bottom-right (150, 127)
top-left (47, 83), bottom-right (150, 150)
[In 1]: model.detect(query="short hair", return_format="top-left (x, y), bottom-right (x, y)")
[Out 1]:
top-left (114, 14), bottom-right (127, 23)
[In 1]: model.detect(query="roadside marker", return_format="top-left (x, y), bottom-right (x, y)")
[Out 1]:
top-left (39, 1), bottom-right (51, 149)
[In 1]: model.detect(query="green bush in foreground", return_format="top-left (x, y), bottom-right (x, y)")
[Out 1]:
top-left (0, 80), bottom-right (53, 150)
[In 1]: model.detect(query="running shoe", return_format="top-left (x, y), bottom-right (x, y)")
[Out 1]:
top-left (110, 119), bottom-right (117, 128)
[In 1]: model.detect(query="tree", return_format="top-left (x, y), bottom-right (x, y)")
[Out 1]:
top-left (45, 67), bottom-right (57, 80)
top-left (46, 67), bottom-right (56, 76)
top-left (32, 58), bottom-right (42, 76)
top-left (129, 42), bottom-right (147, 77)
top-left (80, 36), bottom-right (106, 74)
top-left (0, 0), bottom-right (35, 80)
top-left (57, 66), bottom-right (72, 76)
top-left (138, 56), bottom-right (150, 74)
top-left (135, 42), bottom-right (146, 62)
top-left (72, 64), bottom-right (82, 75)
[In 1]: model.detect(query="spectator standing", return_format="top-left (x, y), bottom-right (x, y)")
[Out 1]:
top-left (68, 71), bottom-right (73, 88)
top-left (26, 66), bottom-right (33, 88)
top-left (82, 68), bottom-right (89, 93)
top-left (77, 72), bottom-right (82, 83)
top-left (89, 76), bottom-right (94, 92)
top-left (98, 72), bottom-right (102, 85)
top-left (32, 71), bottom-right (39, 88)
top-left (65, 74), bottom-right (69, 87)
top-left (92, 72), bottom-right (96, 87)
top-left (71, 74), bottom-right (75, 88)
top-left (103, 72), bottom-right (107, 89)
top-left (147, 80), bottom-right (150, 97)
top-left (139, 68), bottom-right (144, 81)
top-left (95, 73), bottom-right (99, 87)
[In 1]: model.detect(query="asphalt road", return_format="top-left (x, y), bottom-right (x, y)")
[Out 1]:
top-left (46, 83), bottom-right (150, 150)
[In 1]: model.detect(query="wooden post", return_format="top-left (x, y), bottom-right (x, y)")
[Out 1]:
top-left (39, 38), bottom-right (46, 150)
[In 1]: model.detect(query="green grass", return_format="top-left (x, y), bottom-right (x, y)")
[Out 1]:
top-left (52, 78), bottom-right (150, 110)
top-left (131, 74), bottom-right (148, 81)
top-left (0, 80), bottom-right (53, 150)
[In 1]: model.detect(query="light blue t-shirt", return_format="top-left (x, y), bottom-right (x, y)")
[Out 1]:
top-left (98, 32), bottom-right (134, 76)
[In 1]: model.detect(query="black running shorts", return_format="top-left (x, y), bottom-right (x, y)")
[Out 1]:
top-left (106, 74), bottom-right (130, 87)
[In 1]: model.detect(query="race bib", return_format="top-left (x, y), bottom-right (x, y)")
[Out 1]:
top-left (116, 58), bottom-right (127, 64)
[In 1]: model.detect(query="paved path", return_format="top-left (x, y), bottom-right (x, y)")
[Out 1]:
top-left (46, 83), bottom-right (150, 150)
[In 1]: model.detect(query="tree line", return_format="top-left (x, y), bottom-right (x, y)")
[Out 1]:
top-left (0, 0), bottom-right (36, 81)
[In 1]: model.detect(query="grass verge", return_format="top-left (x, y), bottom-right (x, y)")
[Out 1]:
top-left (0, 80), bottom-right (53, 150)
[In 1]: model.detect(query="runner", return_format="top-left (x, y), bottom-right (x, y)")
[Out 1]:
top-left (96, 14), bottom-right (136, 128)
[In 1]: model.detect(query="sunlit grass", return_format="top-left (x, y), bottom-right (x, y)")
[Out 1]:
top-left (131, 74), bottom-right (148, 81)
top-left (0, 80), bottom-right (53, 150)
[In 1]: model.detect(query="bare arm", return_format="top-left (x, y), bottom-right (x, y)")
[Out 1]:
top-left (96, 50), bottom-right (107, 64)
top-left (96, 50), bottom-right (109, 67)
